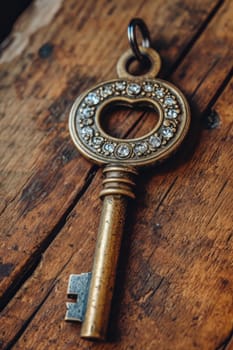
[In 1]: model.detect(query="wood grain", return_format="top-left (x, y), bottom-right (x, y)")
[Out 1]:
top-left (0, 0), bottom-right (233, 349)
top-left (0, 0), bottom-right (224, 304)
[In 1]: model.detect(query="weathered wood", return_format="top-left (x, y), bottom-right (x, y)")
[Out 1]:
top-left (0, 0), bottom-right (223, 304)
top-left (0, 0), bottom-right (233, 349)
top-left (3, 79), bottom-right (233, 349)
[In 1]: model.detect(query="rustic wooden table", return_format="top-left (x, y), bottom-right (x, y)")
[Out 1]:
top-left (0, 0), bottom-right (233, 349)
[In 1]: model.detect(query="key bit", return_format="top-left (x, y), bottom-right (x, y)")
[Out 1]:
top-left (65, 272), bottom-right (91, 322)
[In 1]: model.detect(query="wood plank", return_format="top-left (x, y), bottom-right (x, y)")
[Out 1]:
top-left (0, 0), bottom-right (223, 305)
top-left (1, 0), bottom-right (233, 349)
top-left (6, 79), bottom-right (233, 350)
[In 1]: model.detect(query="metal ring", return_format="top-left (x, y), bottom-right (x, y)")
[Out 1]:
top-left (117, 47), bottom-right (161, 79)
top-left (128, 18), bottom-right (151, 62)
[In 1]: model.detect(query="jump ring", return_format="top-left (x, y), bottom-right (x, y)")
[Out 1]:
top-left (127, 18), bottom-right (151, 62)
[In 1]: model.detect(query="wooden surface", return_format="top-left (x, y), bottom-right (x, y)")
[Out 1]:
top-left (0, 0), bottom-right (233, 349)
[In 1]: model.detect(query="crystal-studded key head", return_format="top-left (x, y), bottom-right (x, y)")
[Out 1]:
top-left (69, 78), bottom-right (190, 167)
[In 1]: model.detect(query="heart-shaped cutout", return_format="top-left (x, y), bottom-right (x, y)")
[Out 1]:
top-left (96, 98), bottom-right (163, 141)
top-left (97, 101), bottom-right (160, 140)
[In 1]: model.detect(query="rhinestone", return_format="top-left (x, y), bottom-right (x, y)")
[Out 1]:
top-left (101, 85), bottom-right (113, 96)
top-left (155, 88), bottom-right (165, 98)
top-left (80, 107), bottom-right (94, 118)
top-left (143, 82), bottom-right (154, 92)
top-left (116, 144), bottom-right (131, 158)
top-left (164, 96), bottom-right (176, 106)
top-left (127, 83), bottom-right (141, 95)
top-left (134, 142), bottom-right (148, 155)
top-left (115, 81), bottom-right (126, 91)
top-left (93, 136), bottom-right (104, 145)
top-left (103, 143), bottom-right (115, 153)
top-left (162, 127), bottom-right (174, 138)
top-left (166, 109), bottom-right (178, 119)
top-left (149, 135), bottom-right (161, 148)
top-left (82, 118), bottom-right (93, 126)
top-left (85, 92), bottom-right (100, 106)
top-left (81, 126), bottom-right (94, 138)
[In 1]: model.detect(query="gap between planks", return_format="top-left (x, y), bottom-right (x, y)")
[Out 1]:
top-left (1, 0), bottom-right (233, 348)
top-left (0, 0), bottom-right (228, 313)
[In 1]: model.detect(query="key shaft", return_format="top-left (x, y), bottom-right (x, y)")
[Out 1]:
top-left (81, 165), bottom-right (137, 340)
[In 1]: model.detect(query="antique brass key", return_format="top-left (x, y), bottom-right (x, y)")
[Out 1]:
top-left (65, 18), bottom-right (190, 340)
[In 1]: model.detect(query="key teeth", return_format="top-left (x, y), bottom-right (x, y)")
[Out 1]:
top-left (65, 272), bottom-right (91, 322)
top-left (65, 302), bottom-right (83, 322)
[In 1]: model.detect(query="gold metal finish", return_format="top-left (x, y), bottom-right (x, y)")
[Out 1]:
top-left (66, 18), bottom-right (191, 342)
top-left (69, 78), bottom-right (191, 167)
top-left (117, 46), bottom-right (161, 79)
top-left (81, 165), bottom-right (137, 340)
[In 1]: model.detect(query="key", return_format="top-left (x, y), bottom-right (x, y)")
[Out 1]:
top-left (65, 19), bottom-right (191, 341)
